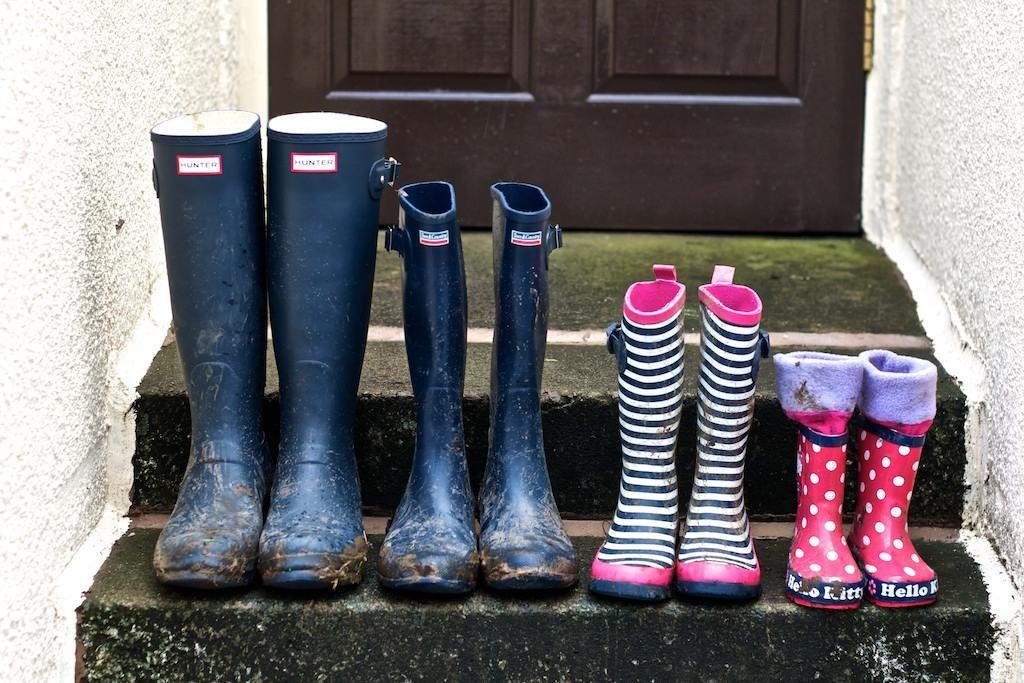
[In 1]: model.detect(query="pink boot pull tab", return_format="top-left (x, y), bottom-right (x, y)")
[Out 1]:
top-left (653, 264), bottom-right (677, 282)
top-left (712, 264), bottom-right (735, 284)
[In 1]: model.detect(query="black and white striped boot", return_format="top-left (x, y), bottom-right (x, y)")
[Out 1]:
top-left (676, 265), bottom-right (769, 600)
top-left (590, 265), bottom-right (685, 602)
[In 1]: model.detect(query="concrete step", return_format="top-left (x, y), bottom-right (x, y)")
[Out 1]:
top-left (131, 233), bottom-right (969, 526)
top-left (78, 528), bottom-right (993, 681)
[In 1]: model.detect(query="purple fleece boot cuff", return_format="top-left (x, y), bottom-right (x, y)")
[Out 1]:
top-left (774, 352), bottom-right (863, 434)
top-left (858, 350), bottom-right (937, 433)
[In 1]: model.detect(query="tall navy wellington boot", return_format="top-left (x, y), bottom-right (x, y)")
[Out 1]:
top-left (479, 183), bottom-right (578, 590)
top-left (377, 182), bottom-right (478, 594)
top-left (150, 111), bottom-right (269, 588)
top-left (258, 112), bottom-right (398, 590)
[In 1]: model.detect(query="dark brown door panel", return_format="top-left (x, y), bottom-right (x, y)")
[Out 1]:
top-left (270, 0), bottom-right (865, 232)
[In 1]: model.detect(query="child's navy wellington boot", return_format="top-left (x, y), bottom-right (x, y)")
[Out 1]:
top-left (377, 182), bottom-right (478, 594)
top-left (259, 112), bottom-right (398, 590)
top-left (479, 183), bottom-right (578, 591)
top-left (150, 110), bottom-right (270, 589)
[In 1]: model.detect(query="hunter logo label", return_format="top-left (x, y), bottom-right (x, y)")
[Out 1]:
top-left (418, 230), bottom-right (449, 247)
top-left (176, 155), bottom-right (222, 175)
top-left (291, 152), bottom-right (338, 173)
top-left (511, 230), bottom-right (542, 246)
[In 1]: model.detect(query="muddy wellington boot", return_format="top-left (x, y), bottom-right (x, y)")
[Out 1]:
top-left (150, 111), bottom-right (269, 588)
top-left (479, 182), bottom-right (578, 590)
top-left (676, 265), bottom-right (769, 600)
top-left (775, 352), bottom-right (865, 609)
top-left (590, 265), bottom-right (686, 602)
top-left (376, 182), bottom-right (478, 594)
top-left (850, 350), bottom-right (939, 607)
top-left (258, 112), bottom-right (398, 590)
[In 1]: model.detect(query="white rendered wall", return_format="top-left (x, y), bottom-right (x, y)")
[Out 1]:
top-left (863, 1), bottom-right (1024, 677)
top-left (0, 2), bottom-right (266, 681)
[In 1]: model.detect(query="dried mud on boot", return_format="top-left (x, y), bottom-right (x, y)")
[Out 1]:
top-left (259, 536), bottom-right (368, 590)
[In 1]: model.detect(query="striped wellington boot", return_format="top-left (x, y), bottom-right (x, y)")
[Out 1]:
top-left (590, 264), bottom-right (685, 602)
top-left (774, 352), bottom-right (865, 609)
top-left (850, 350), bottom-right (939, 607)
top-left (676, 265), bottom-right (769, 600)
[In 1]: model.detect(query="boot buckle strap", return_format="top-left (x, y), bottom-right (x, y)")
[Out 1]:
top-left (606, 322), bottom-right (628, 373)
top-left (751, 330), bottom-right (771, 382)
top-left (384, 226), bottom-right (407, 256)
top-left (545, 224), bottom-right (563, 255)
top-left (368, 157), bottom-right (401, 199)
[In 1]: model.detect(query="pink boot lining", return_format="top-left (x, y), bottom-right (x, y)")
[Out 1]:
top-left (698, 283), bottom-right (762, 327)
top-left (623, 264), bottom-right (685, 325)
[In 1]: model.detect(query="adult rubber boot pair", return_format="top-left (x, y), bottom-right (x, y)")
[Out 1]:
top-left (258, 112), bottom-right (398, 590)
top-left (151, 111), bottom-right (270, 588)
top-left (377, 182), bottom-right (478, 594)
top-left (775, 350), bottom-right (939, 608)
top-left (378, 182), bottom-right (577, 592)
top-left (590, 265), bottom-right (769, 601)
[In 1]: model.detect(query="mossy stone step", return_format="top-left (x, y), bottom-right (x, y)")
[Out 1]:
top-left (372, 232), bottom-right (926, 335)
top-left (133, 343), bottom-right (967, 526)
top-left (78, 529), bottom-right (992, 682)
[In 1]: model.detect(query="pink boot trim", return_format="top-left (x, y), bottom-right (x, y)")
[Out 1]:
top-left (697, 265), bottom-right (762, 327)
top-left (623, 264), bottom-right (685, 326)
top-left (786, 410), bottom-right (855, 437)
top-left (590, 557), bottom-right (673, 587)
top-left (674, 559), bottom-right (761, 586)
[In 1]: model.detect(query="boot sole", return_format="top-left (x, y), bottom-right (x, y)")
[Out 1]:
top-left (674, 580), bottom-right (761, 601)
top-left (785, 568), bottom-right (864, 609)
top-left (485, 573), bottom-right (578, 591)
top-left (866, 595), bottom-right (938, 608)
top-left (786, 590), bottom-right (862, 610)
top-left (378, 575), bottom-right (476, 595)
top-left (156, 561), bottom-right (256, 590)
top-left (589, 579), bottom-right (670, 602)
top-left (261, 568), bottom-right (363, 591)
top-left (259, 553), bottom-right (366, 591)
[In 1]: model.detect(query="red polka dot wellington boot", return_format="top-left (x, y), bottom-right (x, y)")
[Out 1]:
top-left (850, 350), bottom-right (939, 608)
top-left (774, 352), bottom-right (865, 609)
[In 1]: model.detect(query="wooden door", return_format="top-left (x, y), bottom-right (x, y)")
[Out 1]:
top-left (270, 0), bottom-right (865, 232)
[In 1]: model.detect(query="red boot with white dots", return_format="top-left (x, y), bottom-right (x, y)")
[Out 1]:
top-left (774, 352), bottom-right (865, 609)
top-left (849, 350), bottom-right (939, 608)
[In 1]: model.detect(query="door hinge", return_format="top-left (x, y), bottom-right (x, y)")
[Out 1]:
top-left (864, 0), bottom-right (875, 72)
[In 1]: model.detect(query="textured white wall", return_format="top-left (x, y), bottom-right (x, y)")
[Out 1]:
top-left (0, 2), bottom-right (266, 681)
top-left (863, 1), bottom-right (1024, 677)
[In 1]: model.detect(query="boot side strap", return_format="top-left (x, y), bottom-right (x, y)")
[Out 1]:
top-left (606, 323), bottom-right (628, 374)
top-left (368, 157), bottom-right (401, 199)
top-left (384, 226), bottom-right (407, 257)
top-left (545, 224), bottom-right (563, 255)
top-left (751, 330), bottom-right (771, 383)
